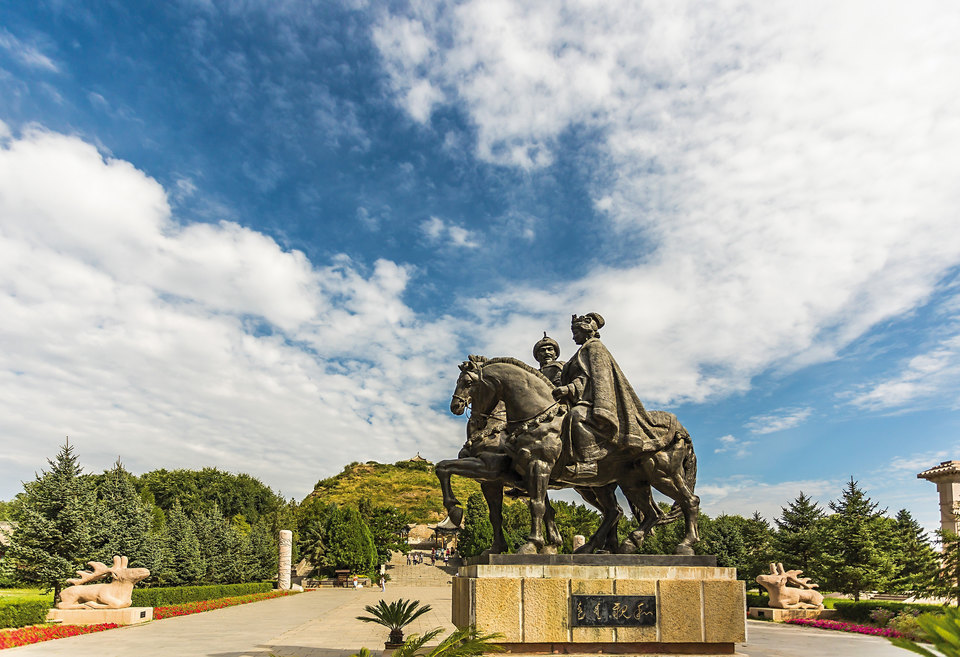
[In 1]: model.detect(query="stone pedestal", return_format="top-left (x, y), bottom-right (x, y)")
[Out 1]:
top-left (47, 607), bottom-right (153, 625)
top-left (452, 555), bottom-right (745, 654)
top-left (748, 607), bottom-right (836, 621)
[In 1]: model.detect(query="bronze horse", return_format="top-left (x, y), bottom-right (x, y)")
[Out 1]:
top-left (436, 357), bottom-right (700, 555)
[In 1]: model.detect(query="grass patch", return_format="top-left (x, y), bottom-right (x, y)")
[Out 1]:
top-left (0, 589), bottom-right (53, 604)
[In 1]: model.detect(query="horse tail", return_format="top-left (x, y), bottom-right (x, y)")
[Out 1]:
top-left (654, 427), bottom-right (697, 526)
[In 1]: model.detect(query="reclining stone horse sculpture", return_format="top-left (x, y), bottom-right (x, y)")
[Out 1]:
top-left (56, 556), bottom-right (150, 609)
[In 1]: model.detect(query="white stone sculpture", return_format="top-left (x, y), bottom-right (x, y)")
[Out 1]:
top-left (56, 556), bottom-right (150, 609)
top-left (756, 562), bottom-right (824, 609)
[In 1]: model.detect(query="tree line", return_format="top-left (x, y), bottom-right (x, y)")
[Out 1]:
top-left (0, 442), bottom-right (290, 599)
top-left (458, 478), bottom-right (953, 603)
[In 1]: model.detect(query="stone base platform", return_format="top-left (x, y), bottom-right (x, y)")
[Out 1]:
top-left (748, 607), bottom-right (837, 621)
top-left (453, 555), bottom-right (745, 655)
top-left (47, 607), bottom-right (153, 625)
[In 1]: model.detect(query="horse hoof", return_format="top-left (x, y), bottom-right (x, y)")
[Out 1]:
top-left (540, 545), bottom-right (558, 555)
top-left (448, 507), bottom-right (464, 527)
top-left (617, 539), bottom-right (639, 554)
top-left (515, 542), bottom-right (539, 555)
top-left (674, 544), bottom-right (694, 556)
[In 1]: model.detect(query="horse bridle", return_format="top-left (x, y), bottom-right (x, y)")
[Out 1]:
top-left (453, 361), bottom-right (560, 425)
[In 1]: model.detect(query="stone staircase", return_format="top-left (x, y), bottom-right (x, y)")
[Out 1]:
top-left (386, 552), bottom-right (461, 586)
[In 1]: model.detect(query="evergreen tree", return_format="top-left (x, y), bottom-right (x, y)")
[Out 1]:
top-left (773, 492), bottom-right (825, 579)
top-left (551, 501), bottom-right (600, 553)
top-left (934, 528), bottom-right (960, 606)
top-left (818, 478), bottom-right (895, 601)
top-left (741, 512), bottom-right (776, 590)
top-left (358, 498), bottom-right (410, 566)
top-left (888, 509), bottom-right (940, 594)
top-left (163, 500), bottom-right (205, 585)
top-left (7, 441), bottom-right (97, 601)
top-left (194, 505), bottom-right (243, 583)
top-left (245, 519), bottom-right (277, 582)
top-left (701, 515), bottom-right (748, 573)
top-left (457, 493), bottom-right (493, 558)
top-left (91, 460), bottom-right (153, 568)
top-left (501, 500), bottom-right (531, 552)
top-left (323, 506), bottom-right (377, 575)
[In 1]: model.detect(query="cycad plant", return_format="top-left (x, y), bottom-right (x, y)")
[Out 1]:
top-left (356, 598), bottom-right (433, 645)
top-left (394, 626), bottom-right (503, 657)
top-left (352, 625), bottom-right (503, 657)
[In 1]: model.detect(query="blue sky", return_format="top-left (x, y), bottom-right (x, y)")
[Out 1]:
top-left (2, 0), bottom-right (959, 534)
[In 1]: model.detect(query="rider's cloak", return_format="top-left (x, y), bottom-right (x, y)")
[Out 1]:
top-left (560, 338), bottom-right (678, 453)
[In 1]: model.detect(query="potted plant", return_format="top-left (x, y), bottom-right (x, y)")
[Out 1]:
top-left (356, 598), bottom-right (433, 647)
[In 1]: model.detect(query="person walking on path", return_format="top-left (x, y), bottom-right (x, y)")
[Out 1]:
top-left (379, 575), bottom-right (386, 592)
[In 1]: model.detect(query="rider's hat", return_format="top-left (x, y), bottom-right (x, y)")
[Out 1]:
top-left (533, 332), bottom-right (560, 360)
top-left (571, 312), bottom-right (605, 332)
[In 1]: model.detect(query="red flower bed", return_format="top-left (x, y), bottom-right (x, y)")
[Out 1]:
top-left (0, 623), bottom-right (119, 649)
top-left (153, 590), bottom-right (298, 620)
top-left (785, 617), bottom-right (906, 638)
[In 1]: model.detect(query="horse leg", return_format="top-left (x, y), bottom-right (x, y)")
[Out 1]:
top-left (541, 498), bottom-right (562, 554)
top-left (481, 482), bottom-right (508, 554)
top-left (516, 460), bottom-right (551, 554)
top-left (573, 484), bottom-right (622, 554)
top-left (435, 456), bottom-right (500, 527)
top-left (643, 448), bottom-right (700, 555)
top-left (617, 482), bottom-right (661, 553)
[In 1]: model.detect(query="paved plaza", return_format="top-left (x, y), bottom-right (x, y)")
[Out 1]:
top-left (5, 585), bottom-right (909, 657)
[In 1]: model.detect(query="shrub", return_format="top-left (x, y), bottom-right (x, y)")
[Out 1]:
top-left (833, 600), bottom-right (945, 623)
top-left (746, 593), bottom-right (769, 608)
top-left (0, 600), bottom-right (50, 629)
top-left (131, 582), bottom-right (272, 607)
top-left (887, 611), bottom-right (929, 640)
top-left (869, 608), bottom-right (895, 626)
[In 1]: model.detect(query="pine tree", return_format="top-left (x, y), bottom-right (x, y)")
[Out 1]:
top-left (701, 515), bottom-right (748, 572)
top-left (8, 440), bottom-right (97, 601)
top-left (358, 498), bottom-right (410, 566)
top-left (774, 492), bottom-right (825, 580)
top-left (456, 493), bottom-right (493, 558)
top-left (323, 507), bottom-right (377, 575)
top-left (164, 500), bottom-right (205, 585)
top-left (934, 528), bottom-right (960, 606)
top-left (888, 509), bottom-right (940, 594)
top-left (740, 512), bottom-right (775, 589)
top-left (91, 460), bottom-right (153, 567)
top-left (818, 478), bottom-right (895, 601)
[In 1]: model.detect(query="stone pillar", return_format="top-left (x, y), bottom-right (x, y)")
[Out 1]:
top-left (573, 534), bottom-right (586, 551)
top-left (278, 530), bottom-right (292, 590)
top-left (918, 461), bottom-right (960, 537)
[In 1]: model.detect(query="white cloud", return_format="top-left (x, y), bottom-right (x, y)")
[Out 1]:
top-left (0, 30), bottom-right (58, 73)
top-left (419, 216), bottom-right (479, 248)
top-left (746, 407), bottom-right (813, 435)
top-left (697, 476), bottom-right (839, 523)
top-left (847, 335), bottom-right (960, 410)
top-left (0, 126), bottom-right (470, 500)
top-left (713, 434), bottom-right (753, 458)
top-left (375, 0), bottom-right (960, 405)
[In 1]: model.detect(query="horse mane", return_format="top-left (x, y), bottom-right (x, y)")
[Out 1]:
top-left (479, 356), bottom-right (554, 386)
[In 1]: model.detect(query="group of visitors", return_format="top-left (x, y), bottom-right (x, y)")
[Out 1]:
top-left (405, 547), bottom-right (455, 566)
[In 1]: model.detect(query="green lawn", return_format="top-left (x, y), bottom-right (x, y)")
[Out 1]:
top-left (0, 589), bottom-right (53, 604)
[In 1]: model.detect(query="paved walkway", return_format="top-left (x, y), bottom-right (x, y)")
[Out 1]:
top-left (4, 586), bottom-right (911, 657)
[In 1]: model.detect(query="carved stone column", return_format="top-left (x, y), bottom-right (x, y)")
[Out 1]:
top-left (278, 529), bottom-right (293, 590)
top-left (918, 461), bottom-right (960, 537)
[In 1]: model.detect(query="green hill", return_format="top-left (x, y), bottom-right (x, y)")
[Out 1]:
top-left (304, 458), bottom-right (482, 523)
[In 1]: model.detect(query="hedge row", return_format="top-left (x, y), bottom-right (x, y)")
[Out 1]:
top-left (746, 593), bottom-right (770, 608)
top-left (131, 582), bottom-right (273, 607)
top-left (0, 601), bottom-right (51, 629)
top-left (832, 600), bottom-right (947, 622)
